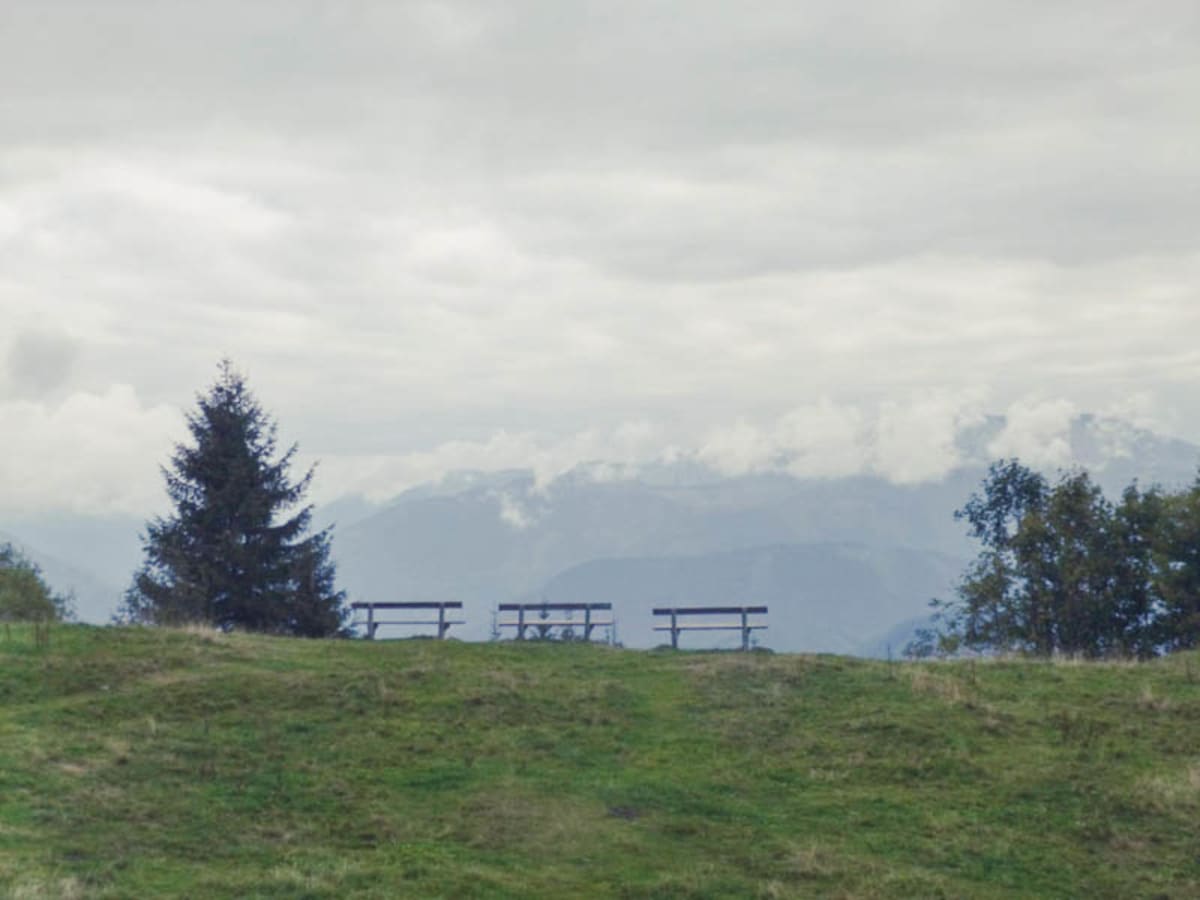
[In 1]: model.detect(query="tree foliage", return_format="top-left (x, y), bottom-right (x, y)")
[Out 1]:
top-left (1155, 484), bottom-right (1200, 650)
top-left (120, 361), bottom-right (346, 636)
top-left (919, 459), bottom-right (1200, 659)
top-left (0, 543), bottom-right (72, 622)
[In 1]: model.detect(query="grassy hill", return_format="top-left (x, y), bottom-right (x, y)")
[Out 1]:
top-left (2, 626), bottom-right (1199, 898)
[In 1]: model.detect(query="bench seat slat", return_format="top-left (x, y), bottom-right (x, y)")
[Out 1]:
top-left (367, 619), bottom-right (467, 627)
top-left (653, 623), bottom-right (768, 631)
top-left (499, 619), bottom-right (615, 628)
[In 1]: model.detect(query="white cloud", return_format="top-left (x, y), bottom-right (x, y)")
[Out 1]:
top-left (1, 2), bottom-right (1199, 514)
top-left (697, 401), bottom-right (871, 479)
top-left (494, 489), bottom-right (536, 530)
top-left (0, 201), bottom-right (19, 243)
top-left (0, 385), bottom-right (182, 517)
top-left (693, 394), bottom-right (993, 484)
top-left (4, 330), bottom-right (81, 398)
top-left (777, 403), bottom-right (872, 479)
top-left (303, 419), bottom-right (673, 505)
top-left (987, 399), bottom-right (1078, 470)
top-left (4, 384), bottom-right (1173, 520)
top-left (874, 391), bottom-right (990, 483)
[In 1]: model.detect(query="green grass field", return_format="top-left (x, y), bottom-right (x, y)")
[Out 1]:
top-left (2, 624), bottom-right (1199, 898)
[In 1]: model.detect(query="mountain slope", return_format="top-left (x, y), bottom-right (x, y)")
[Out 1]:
top-left (330, 416), bottom-right (1198, 651)
top-left (332, 471), bottom-right (977, 647)
top-left (7, 414), bottom-right (1197, 642)
top-left (536, 542), bottom-right (963, 655)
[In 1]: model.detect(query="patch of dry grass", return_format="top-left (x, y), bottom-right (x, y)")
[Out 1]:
top-left (906, 667), bottom-right (967, 704)
top-left (450, 781), bottom-right (606, 852)
top-left (1136, 761), bottom-right (1200, 814)
top-left (1136, 683), bottom-right (1173, 712)
top-left (782, 842), bottom-right (840, 880)
top-left (8, 876), bottom-right (86, 900)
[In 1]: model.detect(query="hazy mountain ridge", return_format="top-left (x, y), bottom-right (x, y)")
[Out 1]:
top-left (5, 414), bottom-right (1197, 640)
top-left (331, 415), bottom-right (1199, 652)
top-left (531, 542), bottom-right (965, 655)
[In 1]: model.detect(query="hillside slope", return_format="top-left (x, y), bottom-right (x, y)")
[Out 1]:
top-left (3, 626), bottom-right (1199, 898)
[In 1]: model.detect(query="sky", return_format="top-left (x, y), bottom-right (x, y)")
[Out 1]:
top-left (2, 1), bottom-right (1199, 518)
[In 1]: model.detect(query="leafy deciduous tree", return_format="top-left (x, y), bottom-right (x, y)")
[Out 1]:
top-left (1155, 477), bottom-right (1200, 651)
top-left (0, 543), bottom-right (73, 622)
top-left (920, 460), bottom-right (1169, 659)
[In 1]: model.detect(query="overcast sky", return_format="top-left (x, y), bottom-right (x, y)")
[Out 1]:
top-left (2, 1), bottom-right (1199, 518)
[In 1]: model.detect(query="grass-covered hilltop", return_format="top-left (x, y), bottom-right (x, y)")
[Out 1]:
top-left (3, 626), bottom-right (1200, 898)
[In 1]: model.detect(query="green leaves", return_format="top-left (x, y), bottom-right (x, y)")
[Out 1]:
top-left (0, 542), bottom-right (71, 623)
top-left (939, 460), bottom-right (1200, 658)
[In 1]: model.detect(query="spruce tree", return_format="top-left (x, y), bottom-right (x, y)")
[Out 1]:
top-left (121, 361), bottom-right (346, 635)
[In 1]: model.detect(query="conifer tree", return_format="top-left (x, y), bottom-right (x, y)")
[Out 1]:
top-left (121, 361), bottom-right (346, 635)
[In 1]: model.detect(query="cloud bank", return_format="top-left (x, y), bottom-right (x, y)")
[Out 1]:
top-left (2, 2), bottom-right (1198, 515)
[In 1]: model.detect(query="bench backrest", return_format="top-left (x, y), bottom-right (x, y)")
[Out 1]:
top-left (498, 602), bottom-right (612, 611)
top-left (652, 605), bottom-right (768, 650)
top-left (351, 601), bottom-right (463, 610)
top-left (351, 601), bottom-right (464, 640)
top-left (496, 602), bottom-right (614, 642)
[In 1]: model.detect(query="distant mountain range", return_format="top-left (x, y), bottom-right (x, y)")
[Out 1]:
top-left (4, 414), bottom-right (1197, 653)
top-left (535, 543), bottom-right (964, 655)
top-left (328, 468), bottom-right (982, 653)
top-left (328, 414), bottom-right (1199, 654)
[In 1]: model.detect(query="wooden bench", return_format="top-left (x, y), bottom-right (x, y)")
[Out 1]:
top-left (497, 602), bottom-right (614, 642)
top-left (351, 601), bottom-right (464, 640)
top-left (652, 606), bottom-right (768, 651)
